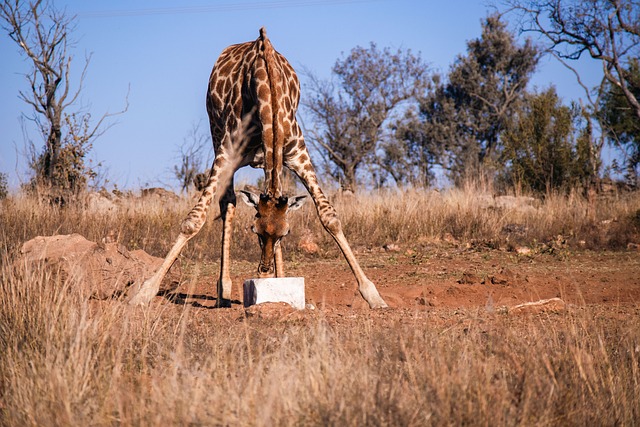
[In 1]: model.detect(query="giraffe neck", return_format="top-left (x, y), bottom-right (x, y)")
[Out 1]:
top-left (260, 27), bottom-right (284, 199)
top-left (264, 165), bottom-right (284, 199)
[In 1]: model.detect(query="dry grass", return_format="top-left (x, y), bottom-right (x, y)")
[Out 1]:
top-left (1, 187), bottom-right (640, 426)
top-left (2, 186), bottom-right (639, 259)
top-left (1, 258), bottom-right (639, 425)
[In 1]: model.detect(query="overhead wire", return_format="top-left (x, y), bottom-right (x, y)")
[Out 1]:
top-left (79, 0), bottom-right (385, 18)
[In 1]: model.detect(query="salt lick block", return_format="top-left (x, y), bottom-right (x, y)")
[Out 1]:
top-left (243, 277), bottom-right (305, 310)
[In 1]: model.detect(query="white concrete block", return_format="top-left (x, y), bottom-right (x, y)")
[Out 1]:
top-left (243, 277), bottom-right (305, 310)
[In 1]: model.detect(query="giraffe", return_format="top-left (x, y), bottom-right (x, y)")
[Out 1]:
top-left (128, 28), bottom-right (388, 309)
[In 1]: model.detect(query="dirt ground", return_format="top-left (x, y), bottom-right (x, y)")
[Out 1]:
top-left (159, 245), bottom-right (640, 317)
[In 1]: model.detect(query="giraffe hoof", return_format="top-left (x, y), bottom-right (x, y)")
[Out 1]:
top-left (128, 291), bottom-right (152, 306)
top-left (127, 280), bottom-right (160, 306)
top-left (216, 298), bottom-right (232, 308)
top-left (360, 281), bottom-right (388, 309)
top-left (369, 300), bottom-right (389, 309)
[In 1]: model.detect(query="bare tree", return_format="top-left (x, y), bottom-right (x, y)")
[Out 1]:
top-left (173, 121), bottom-right (212, 193)
top-left (0, 0), bottom-right (127, 197)
top-left (600, 58), bottom-right (640, 184)
top-left (510, 0), bottom-right (639, 119)
top-left (507, 0), bottom-right (640, 186)
top-left (303, 43), bottom-right (430, 191)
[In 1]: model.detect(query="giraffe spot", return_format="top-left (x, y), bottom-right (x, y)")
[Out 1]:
top-left (282, 121), bottom-right (291, 136)
top-left (263, 129), bottom-right (274, 144)
top-left (254, 68), bottom-right (267, 81)
top-left (218, 61), bottom-right (233, 76)
top-left (258, 84), bottom-right (270, 102)
top-left (261, 104), bottom-right (272, 119)
top-left (284, 61), bottom-right (295, 75)
top-left (209, 93), bottom-right (222, 110)
top-left (215, 79), bottom-right (225, 96)
top-left (234, 98), bottom-right (242, 116)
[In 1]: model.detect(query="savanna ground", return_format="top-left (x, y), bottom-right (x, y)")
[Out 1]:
top-left (1, 187), bottom-right (640, 426)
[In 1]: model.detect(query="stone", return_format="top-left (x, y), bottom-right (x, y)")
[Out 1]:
top-left (504, 297), bottom-right (566, 315)
top-left (18, 234), bottom-right (179, 299)
top-left (297, 233), bottom-right (320, 254)
top-left (243, 277), bottom-right (305, 310)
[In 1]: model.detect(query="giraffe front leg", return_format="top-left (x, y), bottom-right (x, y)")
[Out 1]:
top-left (287, 153), bottom-right (388, 309)
top-left (128, 161), bottom-right (224, 306)
top-left (127, 233), bottom-right (190, 306)
top-left (319, 207), bottom-right (388, 309)
top-left (217, 184), bottom-right (236, 307)
top-left (274, 242), bottom-right (285, 277)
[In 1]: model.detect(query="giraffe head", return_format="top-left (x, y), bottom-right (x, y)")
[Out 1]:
top-left (239, 189), bottom-right (307, 277)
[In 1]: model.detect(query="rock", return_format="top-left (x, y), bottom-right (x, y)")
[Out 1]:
top-left (505, 297), bottom-right (566, 315)
top-left (244, 302), bottom-right (304, 321)
top-left (502, 223), bottom-right (528, 235)
top-left (18, 234), bottom-right (179, 299)
top-left (415, 295), bottom-right (434, 307)
top-left (443, 233), bottom-right (458, 244)
top-left (298, 232), bottom-right (320, 254)
top-left (86, 192), bottom-right (119, 213)
top-left (494, 195), bottom-right (538, 212)
top-left (140, 187), bottom-right (179, 201)
top-left (487, 267), bottom-right (524, 286)
top-left (457, 271), bottom-right (480, 285)
top-left (383, 243), bottom-right (400, 252)
top-left (488, 274), bottom-right (509, 286)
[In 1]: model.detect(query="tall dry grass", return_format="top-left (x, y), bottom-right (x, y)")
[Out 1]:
top-left (2, 187), bottom-right (639, 260)
top-left (1, 187), bottom-right (639, 425)
top-left (1, 255), bottom-right (639, 425)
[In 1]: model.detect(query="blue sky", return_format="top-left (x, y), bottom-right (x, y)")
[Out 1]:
top-left (0, 0), bottom-right (603, 191)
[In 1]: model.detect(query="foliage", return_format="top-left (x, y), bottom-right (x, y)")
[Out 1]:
top-left (0, 0), bottom-right (126, 199)
top-left (25, 113), bottom-right (104, 197)
top-left (573, 106), bottom-right (601, 188)
top-left (511, 0), bottom-right (640, 117)
top-left (0, 172), bottom-right (8, 199)
top-left (404, 14), bottom-right (539, 185)
top-left (507, 0), bottom-right (640, 185)
top-left (303, 43), bottom-right (430, 191)
top-left (601, 58), bottom-right (640, 185)
top-left (500, 87), bottom-right (594, 194)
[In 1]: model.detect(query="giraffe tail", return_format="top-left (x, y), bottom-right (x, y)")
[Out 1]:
top-left (258, 27), bottom-right (284, 197)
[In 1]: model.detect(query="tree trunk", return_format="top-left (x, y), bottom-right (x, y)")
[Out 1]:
top-left (342, 166), bottom-right (357, 193)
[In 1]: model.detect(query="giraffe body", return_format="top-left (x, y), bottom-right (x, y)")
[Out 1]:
top-left (128, 28), bottom-right (387, 309)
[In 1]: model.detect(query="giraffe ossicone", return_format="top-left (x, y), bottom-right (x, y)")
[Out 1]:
top-left (128, 27), bottom-right (387, 309)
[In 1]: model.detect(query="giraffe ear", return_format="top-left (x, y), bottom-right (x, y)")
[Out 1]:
top-left (287, 195), bottom-right (307, 212)
top-left (238, 189), bottom-right (260, 209)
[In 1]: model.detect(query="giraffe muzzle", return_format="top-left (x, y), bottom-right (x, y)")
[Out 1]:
top-left (258, 262), bottom-right (275, 277)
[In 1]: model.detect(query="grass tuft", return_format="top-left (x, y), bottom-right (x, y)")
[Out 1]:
top-left (1, 187), bottom-right (639, 425)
